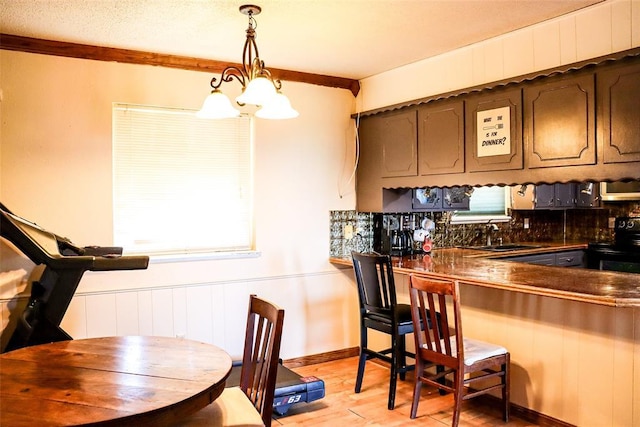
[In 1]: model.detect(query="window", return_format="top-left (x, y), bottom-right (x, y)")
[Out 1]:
top-left (112, 103), bottom-right (253, 256)
top-left (450, 186), bottom-right (510, 224)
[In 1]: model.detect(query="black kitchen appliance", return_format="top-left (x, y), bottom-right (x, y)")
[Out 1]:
top-left (373, 214), bottom-right (414, 256)
top-left (586, 216), bottom-right (640, 274)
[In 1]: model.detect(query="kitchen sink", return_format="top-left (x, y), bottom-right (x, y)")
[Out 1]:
top-left (463, 244), bottom-right (541, 252)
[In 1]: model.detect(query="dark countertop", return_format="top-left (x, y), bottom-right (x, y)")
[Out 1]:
top-left (330, 243), bottom-right (640, 307)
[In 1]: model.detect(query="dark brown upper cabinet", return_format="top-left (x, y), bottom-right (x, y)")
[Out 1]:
top-left (524, 72), bottom-right (596, 168)
top-left (465, 87), bottom-right (523, 172)
top-left (358, 108), bottom-right (418, 179)
top-left (597, 61), bottom-right (640, 164)
top-left (355, 51), bottom-right (639, 203)
top-left (417, 99), bottom-right (465, 175)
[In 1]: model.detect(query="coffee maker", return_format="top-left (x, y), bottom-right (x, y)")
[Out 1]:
top-left (373, 214), bottom-right (414, 256)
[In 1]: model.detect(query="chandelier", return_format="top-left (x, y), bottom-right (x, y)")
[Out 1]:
top-left (197, 4), bottom-right (298, 120)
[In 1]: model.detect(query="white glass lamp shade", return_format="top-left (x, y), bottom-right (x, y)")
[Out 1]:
top-left (255, 92), bottom-right (299, 119)
top-left (196, 90), bottom-right (240, 119)
top-left (236, 76), bottom-right (277, 106)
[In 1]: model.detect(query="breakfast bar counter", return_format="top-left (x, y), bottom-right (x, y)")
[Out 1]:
top-left (331, 246), bottom-right (640, 425)
top-left (330, 245), bottom-right (640, 307)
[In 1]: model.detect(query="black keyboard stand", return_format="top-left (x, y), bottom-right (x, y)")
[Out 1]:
top-left (226, 360), bottom-right (325, 416)
top-left (1, 203), bottom-right (149, 353)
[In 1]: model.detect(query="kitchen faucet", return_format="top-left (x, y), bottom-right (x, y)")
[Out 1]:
top-left (486, 221), bottom-right (499, 246)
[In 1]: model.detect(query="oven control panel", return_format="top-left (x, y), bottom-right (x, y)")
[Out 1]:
top-left (615, 217), bottom-right (640, 232)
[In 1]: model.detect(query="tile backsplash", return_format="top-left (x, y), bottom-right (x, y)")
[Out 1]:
top-left (330, 202), bottom-right (640, 257)
top-left (329, 211), bottom-right (374, 257)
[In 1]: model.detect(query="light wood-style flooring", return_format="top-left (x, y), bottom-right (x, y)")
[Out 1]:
top-left (274, 357), bottom-right (542, 427)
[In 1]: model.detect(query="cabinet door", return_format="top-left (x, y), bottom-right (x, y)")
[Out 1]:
top-left (466, 87), bottom-right (523, 172)
top-left (412, 188), bottom-right (442, 211)
top-left (554, 183), bottom-right (576, 208)
top-left (576, 182), bottom-right (600, 208)
top-left (534, 184), bottom-right (556, 209)
top-left (534, 183), bottom-right (576, 208)
top-left (505, 253), bottom-right (556, 265)
top-left (380, 109), bottom-right (418, 177)
top-left (524, 72), bottom-right (596, 168)
top-left (598, 61), bottom-right (640, 164)
top-left (358, 109), bottom-right (418, 180)
top-left (442, 187), bottom-right (470, 210)
top-left (555, 250), bottom-right (585, 267)
top-left (417, 99), bottom-right (465, 175)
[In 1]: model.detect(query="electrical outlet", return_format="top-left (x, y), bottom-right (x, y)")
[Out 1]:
top-left (524, 218), bottom-right (530, 229)
top-left (608, 217), bottom-right (616, 228)
top-left (344, 224), bottom-right (354, 239)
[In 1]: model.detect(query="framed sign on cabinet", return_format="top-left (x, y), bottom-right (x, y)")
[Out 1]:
top-left (465, 87), bottom-right (523, 172)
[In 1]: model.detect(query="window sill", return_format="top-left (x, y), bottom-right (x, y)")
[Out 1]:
top-left (450, 214), bottom-right (511, 225)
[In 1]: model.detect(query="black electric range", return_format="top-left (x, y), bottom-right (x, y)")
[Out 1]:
top-left (587, 217), bottom-right (640, 274)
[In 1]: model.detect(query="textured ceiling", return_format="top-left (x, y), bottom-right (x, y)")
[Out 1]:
top-left (1, 0), bottom-right (604, 79)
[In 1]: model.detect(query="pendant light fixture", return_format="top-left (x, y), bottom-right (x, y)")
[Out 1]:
top-left (197, 4), bottom-right (298, 120)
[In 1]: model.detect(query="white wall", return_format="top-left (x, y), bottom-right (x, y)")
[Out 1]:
top-left (357, 0), bottom-right (640, 112)
top-left (0, 49), bottom-right (360, 359)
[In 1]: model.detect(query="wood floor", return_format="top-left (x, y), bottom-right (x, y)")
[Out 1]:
top-left (274, 357), bottom-right (541, 427)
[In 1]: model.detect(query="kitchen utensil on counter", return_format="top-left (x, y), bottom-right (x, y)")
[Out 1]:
top-left (413, 229), bottom-right (428, 242)
top-left (420, 218), bottom-right (436, 253)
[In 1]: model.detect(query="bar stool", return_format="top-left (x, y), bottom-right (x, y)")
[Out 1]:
top-left (351, 251), bottom-right (415, 410)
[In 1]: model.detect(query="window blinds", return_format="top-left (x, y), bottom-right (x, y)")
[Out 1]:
top-left (112, 104), bottom-right (252, 255)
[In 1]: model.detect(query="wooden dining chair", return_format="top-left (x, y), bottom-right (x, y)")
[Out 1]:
top-left (351, 251), bottom-right (415, 410)
top-left (408, 274), bottom-right (510, 426)
top-left (177, 294), bottom-right (285, 427)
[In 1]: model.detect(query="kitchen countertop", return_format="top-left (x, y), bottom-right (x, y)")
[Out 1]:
top-left (330, 243), bottom-right (640, 307)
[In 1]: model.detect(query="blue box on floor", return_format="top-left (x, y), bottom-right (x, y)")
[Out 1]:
top-left (226, 362), bottom-right (325, 415)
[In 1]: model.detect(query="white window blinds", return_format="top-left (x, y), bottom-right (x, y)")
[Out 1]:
top-left (112, 103), bottom-right (252, 255)
top-left (466, 186), bottom-right (507, 215)
top-left (451, 186), bottom-right (509, 224)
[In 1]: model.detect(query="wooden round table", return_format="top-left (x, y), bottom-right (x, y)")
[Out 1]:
top-left (0, 336), bottom-right (232, 426)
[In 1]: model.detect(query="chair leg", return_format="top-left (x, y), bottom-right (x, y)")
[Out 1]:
top-left (452, 369), bottom-right (464, 427)
top-left (502, 359), bottom-right (510, 422)
top-left (398, 334), bottom-right (407, 381)
top-left (437, 365), bottom-right (447, 396)
top-left (388, 332), bottom-right (399, 410)
top-left (410, 359), bottom-right (423, 419)
top-left (355, 325), bottom-right (367, 393)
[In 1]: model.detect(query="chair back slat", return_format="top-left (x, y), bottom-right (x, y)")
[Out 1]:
top-left (351, 252), bottom-right (398, 319)
top-left (239, 295), bottom-right (285, 427)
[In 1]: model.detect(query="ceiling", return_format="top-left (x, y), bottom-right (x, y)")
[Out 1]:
top-left (1, 0), bottom-right (604, 80)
